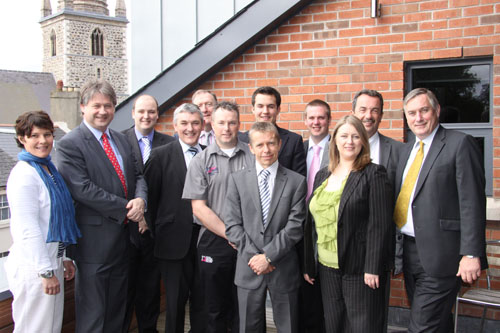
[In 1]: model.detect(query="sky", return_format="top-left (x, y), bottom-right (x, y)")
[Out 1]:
top-left (0, 0), bottom-right (129, 72)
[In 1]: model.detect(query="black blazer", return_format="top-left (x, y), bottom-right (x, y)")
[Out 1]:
top-left (144, 140), bottom-right (205, 260)
top-left (239, 126), bottom-right (307, 176)
top-left (123, 127), bottom-right (174, 172)
top-left (304, 163), bottom-right (393, 278)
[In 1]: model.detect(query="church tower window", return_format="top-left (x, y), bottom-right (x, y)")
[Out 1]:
top-left (91, 28), bottom-right (104, 56)
top-left (50, 30), bottom-right (56, 56)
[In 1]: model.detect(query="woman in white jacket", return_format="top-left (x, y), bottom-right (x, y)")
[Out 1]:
top-left (5, 111), bottom-right (81, 332)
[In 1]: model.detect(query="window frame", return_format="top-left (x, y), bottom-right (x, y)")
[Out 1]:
top-left (405, 57), bottom-right (493, 196)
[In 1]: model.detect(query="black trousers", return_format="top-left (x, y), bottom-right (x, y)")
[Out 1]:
top-left (319, 264), bottom-right (386, 333)
top-left (298, 278), bottom-right (326, 333)
top-left (198, 249), bottom-right (238, 333)
top-left (123, 231), bottom-right (161, 333)
top-left (158, 225), bottom-right (206, 333)
top-left (403, 236), bottom-right (461, 333)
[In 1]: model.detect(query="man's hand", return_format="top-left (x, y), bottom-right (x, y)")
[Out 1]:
top-left (63, 260), bottom-right (76, 281)
top-left (304, 273), bottom-right (315, 285)
top-left (228, 241), bottom-right (237, 250)
top-left (138, 218), bottom-right (149, 234)
top-left (248, 254), bottom-right (275, 275)
top-left (126, 198), bottom-right (145, 222)
top-left (364, 273), bottom-right (380, 289)
top-left (41, 275), bottom-right (61, 295)
top-left (457, 256), bottom-right (481, 284)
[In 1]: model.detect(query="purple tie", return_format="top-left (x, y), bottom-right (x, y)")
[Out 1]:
top-left (307, 145), bottom-right (321, 200)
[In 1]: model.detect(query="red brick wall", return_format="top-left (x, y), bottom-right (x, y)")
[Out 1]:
top-left (155, 0), bottom-right (500, 318)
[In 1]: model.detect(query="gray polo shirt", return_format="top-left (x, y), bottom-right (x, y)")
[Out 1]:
top-left (182, 140), bottom-right (254, 255)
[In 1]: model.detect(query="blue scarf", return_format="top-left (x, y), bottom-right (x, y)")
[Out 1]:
top-left (18, 150), bottom-right (81, 245)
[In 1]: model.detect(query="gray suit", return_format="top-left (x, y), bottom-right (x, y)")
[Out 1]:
top-left (224, 164), bottom-right (306, 332)
top-left (57, 122), bottom-right (147, 332)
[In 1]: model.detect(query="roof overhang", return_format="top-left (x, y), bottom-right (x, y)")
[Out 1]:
top-left (112, 0), bottom-right (314, 131)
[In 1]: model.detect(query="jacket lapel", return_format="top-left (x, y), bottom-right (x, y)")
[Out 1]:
top-left (247, 168), bottom-right (263, 223)
top-left (277, 127), bottom-right (289, 159)
top-left (265, 166), bottom-right (287, 229)
top-left (395, 140), bottom-right (414, 193)
top-left (337, 171), bottom-right (362, 223)
top-left (173, 141), bottom-right (187, 185)
top-left (379, 134), bottom-right (391, 170)
top-left (413, 126), bottom-right (445, 199)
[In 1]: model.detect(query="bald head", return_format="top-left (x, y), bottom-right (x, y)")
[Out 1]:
top-left (132, 95), bottom-right (159, 135)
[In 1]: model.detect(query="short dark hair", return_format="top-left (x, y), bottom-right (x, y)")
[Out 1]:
top-left (306, 99), bottom-right (331, 119)
top-left (80, 79), bottom-right (117, 106)
top-left (251, 86), bottom-right (281, 107)
top-left (15, 111), bottom-right (54, 148)
top-left (213, 101), bottom-right (240, 120)
top-left (352, 89), bottom-right (384, 114)
top-left (248, 122), bottom-right (280, 146)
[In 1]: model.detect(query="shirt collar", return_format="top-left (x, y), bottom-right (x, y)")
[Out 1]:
top-left (134, 127), bottom-right (154, 142)
top-left (256, 159), bottom-right (279, 177)
top-left (369, 131), bottom-right (380, 145)
top-left (179, 138), bottom-right (201, 153)
top-left (415, 125), bottom-right (439, 149)
top-left (83, 120), bottom-right (110, 141)
top-left (309, 134), bottom-right (330, 151)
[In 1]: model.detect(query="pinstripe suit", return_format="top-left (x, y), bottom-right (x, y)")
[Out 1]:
top-left (303, 163), bottom-right (392, 332)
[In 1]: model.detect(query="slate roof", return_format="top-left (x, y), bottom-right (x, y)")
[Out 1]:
top-left (0, 70), bottom-right (56, 124)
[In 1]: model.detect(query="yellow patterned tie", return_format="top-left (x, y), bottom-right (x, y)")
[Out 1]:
top-left (394, 141), bottom-right (424, 229)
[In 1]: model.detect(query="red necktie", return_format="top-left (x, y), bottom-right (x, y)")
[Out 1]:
top-left (102, 133), bottom-right (128, 198)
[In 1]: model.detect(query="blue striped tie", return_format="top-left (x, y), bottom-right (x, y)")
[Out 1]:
top-left (259, 169), bottom-right (271, 226)
top-left (141, 137), bottom-right (151, 164)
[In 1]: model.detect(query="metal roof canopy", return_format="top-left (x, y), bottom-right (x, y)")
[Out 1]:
top-left (112, 0), bottom-right (313, 131)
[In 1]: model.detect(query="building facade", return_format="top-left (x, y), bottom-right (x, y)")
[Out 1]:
top-left (40, 0), bottom-right (128, 101)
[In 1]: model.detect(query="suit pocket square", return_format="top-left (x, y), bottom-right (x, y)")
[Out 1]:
top-left (439, 219), bottom-right (460, 231)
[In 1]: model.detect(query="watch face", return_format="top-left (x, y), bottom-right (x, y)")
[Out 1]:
top-left (39, 270), bottom-right (54, 278)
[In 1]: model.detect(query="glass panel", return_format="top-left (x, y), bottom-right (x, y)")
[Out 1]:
top-left (411, 64), bottom-right (490, 123)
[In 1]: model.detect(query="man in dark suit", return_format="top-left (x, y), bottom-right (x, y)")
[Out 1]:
top-left (224, 122), bottom-right (306, 332)
top-left (394, 88), bottom-right (487, 332)
top-left (57, 80), bottom-right (147, 332)
top-left (144, 103), bottom-right (205, 333)
top-left (301, 99), bottom-right (331, 333)
top-left (122, 94), bottom-right (174, 333)
top-left (351, 89), bottom-right (403, 332)
top-left (239, 86), bottom-right (307, 176)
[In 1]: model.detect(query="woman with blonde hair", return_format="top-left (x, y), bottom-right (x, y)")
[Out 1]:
top-left (303, 115), bottom-right (392, 332)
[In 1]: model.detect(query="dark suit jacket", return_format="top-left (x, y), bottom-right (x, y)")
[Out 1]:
top-left (56, 123), bottom-right (147, 264)
top-left (123, 127), bottom-right (174, 172)
top-left (144, 140), bottom-right (203, 260)
top-left (239, 126), bottom-right (307, 176)
top-left (224, 165), bottom-right (306, 293)
top-left (303, 136), bottom-right (330, 172)
top-left (378, 133), bottom-right (403, 189)
top-left (304, 163), bottom-right (392, 278)
top-left (394, 126), bottom-right (487, 277)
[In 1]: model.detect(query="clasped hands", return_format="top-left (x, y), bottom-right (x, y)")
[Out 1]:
top-left (248, 254), bottom-right (275, 275)
top-left (126, 198), bottom-right (148, 233)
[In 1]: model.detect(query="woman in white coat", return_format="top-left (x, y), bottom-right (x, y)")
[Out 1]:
top-left (5, 111), bottom-right (81, 332)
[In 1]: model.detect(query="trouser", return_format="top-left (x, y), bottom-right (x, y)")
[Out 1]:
top-left (403, 236), bottom-right (461, 333)
top-left (6, 257), bottom-right (65, 333)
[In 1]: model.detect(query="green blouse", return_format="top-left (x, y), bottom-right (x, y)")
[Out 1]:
top-left (309, 176), bottom-right (347, 269)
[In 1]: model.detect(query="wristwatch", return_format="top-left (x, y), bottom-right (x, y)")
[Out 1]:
top-left (38, 270), bottom-right (54, 278)
top-left (265, 255), bottom-right (272, 264)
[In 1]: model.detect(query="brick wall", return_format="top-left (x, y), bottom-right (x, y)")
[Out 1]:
top-left (155, 0), bottom-right (500, 320)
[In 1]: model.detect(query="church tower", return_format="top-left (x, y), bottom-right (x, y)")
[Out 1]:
top-left (40, 0), bottom-right (128, 101)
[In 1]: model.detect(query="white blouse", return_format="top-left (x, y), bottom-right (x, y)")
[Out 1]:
top-left (6, 161), bottom-right (61, 274)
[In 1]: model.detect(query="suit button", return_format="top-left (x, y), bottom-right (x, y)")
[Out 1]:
top-left (260, 231), bottom-right (264, 235)
top-left (412, 205), bottom-right (416, 209)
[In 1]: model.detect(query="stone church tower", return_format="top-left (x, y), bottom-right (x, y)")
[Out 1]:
top-left (40, 0), bottom-right (128, 101)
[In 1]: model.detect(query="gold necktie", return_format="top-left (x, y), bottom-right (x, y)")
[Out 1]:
top-left (394, 141), bottom-right (424, 229)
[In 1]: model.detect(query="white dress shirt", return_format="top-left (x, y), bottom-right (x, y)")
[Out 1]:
top-left (400, 126), bottom-right (439, 237)
top-left (369, 132), bottom-right (381, 165)
top-left (256, 160), bottom-right (279, 198)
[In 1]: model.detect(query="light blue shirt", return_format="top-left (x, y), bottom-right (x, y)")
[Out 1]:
top-left (83, 120), bottom-right (125, 174)
top-left (134, 128), bottom-right (154, 159)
